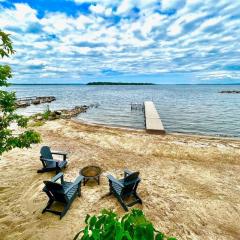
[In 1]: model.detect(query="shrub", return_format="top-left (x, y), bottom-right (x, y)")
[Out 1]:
top-left (74, 209), bottom-right (177, 240)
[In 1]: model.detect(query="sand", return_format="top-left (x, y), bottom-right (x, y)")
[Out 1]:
top-left (0, 119), bottom-right (240, 240)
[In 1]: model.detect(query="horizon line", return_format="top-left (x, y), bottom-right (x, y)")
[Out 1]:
top-left (10, 83), bottom-right (240, 86)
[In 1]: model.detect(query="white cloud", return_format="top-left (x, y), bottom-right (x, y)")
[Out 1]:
top-left (89, 4), bottom-right (105, 14)
top-left (89, 4), bottom-right (113, 16)
top-left (0, 0), bottom-right (240, 82)
top-left (167, 21), bottom-right (182, 36)
top-left (40, 13), bottom-right (75, 34)
top-left (141, 13), bottom-right (166, 36)
top-left (0, 3), bottom-right (39, 31)
top-left (197, 71), bottom-right (240, 81)
top-left (116, 0), bottom-right (135, 15)
top-left (73, 0), bottom-right (115, 7)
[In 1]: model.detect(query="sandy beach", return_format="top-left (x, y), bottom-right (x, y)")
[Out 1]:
top-left (0, 119), bottom-right (240, 240)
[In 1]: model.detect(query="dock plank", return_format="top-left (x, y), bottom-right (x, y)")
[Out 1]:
top-left (144, 101), bottom-right (165, 134)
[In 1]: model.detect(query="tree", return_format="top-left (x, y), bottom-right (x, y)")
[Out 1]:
top-left (0, 30), bottom-right (41, 155)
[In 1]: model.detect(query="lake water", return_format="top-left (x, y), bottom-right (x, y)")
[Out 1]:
top-left (9, 84), bottom-right (240, 138)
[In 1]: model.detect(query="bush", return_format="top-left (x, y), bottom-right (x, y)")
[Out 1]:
top-left (74, 209), bottom-right (177, 240)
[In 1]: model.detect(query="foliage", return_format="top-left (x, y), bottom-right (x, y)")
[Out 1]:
top-left (74, 209), bottom-right (177, 240)
top-left (28, 120), bottom-right (45, 127)
top-left (43, 109), bottom-right (51, 120)
top-left (0, 30), bottom-right (41, 155)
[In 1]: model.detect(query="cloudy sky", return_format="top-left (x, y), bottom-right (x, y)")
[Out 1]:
top-left (0, 0), bottom-right (240, 84)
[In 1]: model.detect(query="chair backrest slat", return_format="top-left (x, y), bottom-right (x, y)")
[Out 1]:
top-left (43, 181), bottom-right (68, 203)
top-left (123, 171), bottom-right (139, 184)
top-left (40, 146), bottom-right (53, 160)
top-left (121, 171), bottom-right (140, 196)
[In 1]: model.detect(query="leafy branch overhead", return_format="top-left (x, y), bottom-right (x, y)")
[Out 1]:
top-left (0, 30), bottom-right (41, 155)
top-left (74, 209), bottom-right (177, 240)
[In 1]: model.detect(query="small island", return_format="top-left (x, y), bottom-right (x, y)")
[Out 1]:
top-left (87, 82), bottom-right (155, 85)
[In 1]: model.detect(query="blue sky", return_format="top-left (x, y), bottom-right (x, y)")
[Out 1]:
top-left (0, 0), bottom-right (240, 84)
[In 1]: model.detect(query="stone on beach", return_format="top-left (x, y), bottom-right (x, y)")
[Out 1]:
top-left (16, 96), bottom-right (56, 108)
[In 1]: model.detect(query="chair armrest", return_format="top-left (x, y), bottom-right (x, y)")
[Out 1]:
top-left (107, 175), bottom-right (124, 187)
top-left (124, 169), bottom-right (132, 178)
top-left (51, 151), bottom-right (68, 156)
top-left (51, 172), bottom-right (64, 183)
top-left (41, 158), bottom-right (58, 163)
top-left (51, 151), bottom-right (68, 160)
top-left (73, 175), bottom-right (84, 186)
top-left (64, 175), bottom-right (84, 194)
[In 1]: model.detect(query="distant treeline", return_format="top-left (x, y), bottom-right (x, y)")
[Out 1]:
top-left (87, 82), bottom-right (155, 85)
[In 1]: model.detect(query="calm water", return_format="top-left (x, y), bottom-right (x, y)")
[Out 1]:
top-left (9, 84), bottom-right (240, 138)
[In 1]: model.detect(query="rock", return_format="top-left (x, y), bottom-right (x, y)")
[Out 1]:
top-left (37, 96), bottom-right (56, 103)
top-left (36, 115), bottom-right (43, 120)
top-left (219, 90), bottom-right (240, 94)
top-left (30, 104), bottom-right (92, 121)
top-left (16, 101), bottom-right (31, 108)
top-left (54, 111), bottom-right (62, 115)
top-left (16, 96), bottom-right (56, 108)
top-left (60, 113), bottom-right (71, 119)
top-left (50, 112), bottom-right (57, 118)
top-left (32, 99), bottom-right (40, 105)
top-left (48, 116), bottom-right (55, 120)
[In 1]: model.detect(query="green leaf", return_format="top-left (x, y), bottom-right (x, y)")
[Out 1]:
top-left (155, 233), bottom-right (165, 240)
top-left (85, 214), bottom-right (90, 224)
top-left (89, 216), bottom-right (97, 228)
top-left (74, 209), bottom-right (177, 240)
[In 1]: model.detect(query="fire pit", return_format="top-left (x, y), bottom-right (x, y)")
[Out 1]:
top-left (80, 165), bottom-right (102, 185)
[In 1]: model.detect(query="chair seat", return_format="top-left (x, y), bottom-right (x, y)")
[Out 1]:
top-left (58, 160), bottom-right (67, 168)
top-left (45, 161), bottom-right (57, 168)
top-left (45, 160), bottom-right (67, 169)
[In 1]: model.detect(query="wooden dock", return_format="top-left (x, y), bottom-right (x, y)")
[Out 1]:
top-left (144, 101), bottom-right (165, 134)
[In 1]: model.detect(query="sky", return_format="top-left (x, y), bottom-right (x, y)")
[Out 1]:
top-left (0, 0), bottom-right (240, 84)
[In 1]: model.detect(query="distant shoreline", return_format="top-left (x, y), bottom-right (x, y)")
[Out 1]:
top-left (10, 83), bottom-right (240, 86)
top-left (87, 82), bottom-right (155, 85)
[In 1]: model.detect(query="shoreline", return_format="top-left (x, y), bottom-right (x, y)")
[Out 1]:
top-left (74, 118), bottom-right (240, 141)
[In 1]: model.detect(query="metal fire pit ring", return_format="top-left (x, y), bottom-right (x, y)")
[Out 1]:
top-left (80, 165), bottom-right (102, 185)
